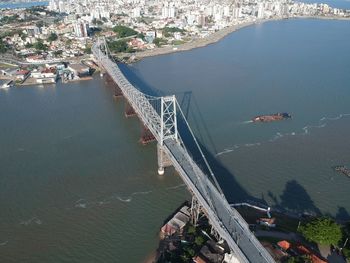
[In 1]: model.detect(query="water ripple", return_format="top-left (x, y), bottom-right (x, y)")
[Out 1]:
top-left (216, 113), bottom-right (350, 157)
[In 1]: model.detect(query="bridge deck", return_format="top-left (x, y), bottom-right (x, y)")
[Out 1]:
top-left (92, 41), bottom-right (275, 263)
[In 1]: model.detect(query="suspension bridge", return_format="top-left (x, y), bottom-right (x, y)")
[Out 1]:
top-left (92, 37), bottom-right (275, 263)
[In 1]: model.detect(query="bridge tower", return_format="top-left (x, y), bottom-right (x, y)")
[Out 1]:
top-left (157, 95), bottom-right (178, 175)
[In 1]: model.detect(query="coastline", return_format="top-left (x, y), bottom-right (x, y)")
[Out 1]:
top-left (126, 16), bottom-right (350, 63)
top-left (129, 19), bottom-right (261, 62)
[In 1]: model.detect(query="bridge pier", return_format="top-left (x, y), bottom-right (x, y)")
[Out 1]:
top-left (103, 74), bottom-right (123, 98)
top-left (157, 143), bottom-right (172, 175)
top-left (113, 85), bottom-right (123, 98)
top-left (124, 100), bottom-right (136, 117)
top-left (140, 123), bottom-right (156, 145)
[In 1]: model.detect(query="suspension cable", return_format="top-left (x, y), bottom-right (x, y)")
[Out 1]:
top-left (175, 100), bottom-right (225, 197)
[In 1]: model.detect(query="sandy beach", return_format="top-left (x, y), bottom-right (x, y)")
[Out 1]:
top-left (119, 15), bottom-right (350, 63)
top-left (128, 19), bottom-right (259, 62)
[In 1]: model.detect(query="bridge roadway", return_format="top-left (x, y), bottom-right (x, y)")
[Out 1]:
top-left (92, 42), bottom-right (275, 263)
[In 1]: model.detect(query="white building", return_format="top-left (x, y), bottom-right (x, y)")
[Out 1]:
top-left (73, 22), bottom-right (89, 38)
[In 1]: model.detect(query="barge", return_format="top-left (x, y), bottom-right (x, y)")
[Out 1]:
top-left (252, 113), bottom-right (291, 122)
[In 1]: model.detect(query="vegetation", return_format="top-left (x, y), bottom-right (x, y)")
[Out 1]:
top-left (33, 40), bottom-right (48, 51)
top-left (153, 37), bottom-right (167, 47)
top-left (160, 222), bottom-right (211, 263)
top-left (0, 38), bottom-right (8, 53)
top-left (341, 222), bottom-right (350, 259)
top-left (47, 33), bottom-right (58, 42)
top-left (286, 255), bottom-right (312, 263)
top-left (112, 25), bottom-right (137, 38)
top-left (0, 15), bottom-right (19, 25)
top-left (298, 217), bottom-right (342, 245)
top-left (36, 20), bottom-right (44, 28)
top-left (25, 43), bottom-right (34, 48)
top-left (84, 45), bottom-right (92, 54)
top-left (171, 40), bottom-right (185, 45)
top-left (137, 33), bottom-right (145, 40)
top-left (53, 50), bottom-right (63, 56)
top-left (162, 27), bottom-right (185, 37)
top-left (108, 40), bottom-right (132, 53)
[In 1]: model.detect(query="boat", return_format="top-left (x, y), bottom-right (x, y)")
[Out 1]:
top-left (332, 165), bottom-right (350, 177)
top-left (252, 113), bottom-right (291, 122)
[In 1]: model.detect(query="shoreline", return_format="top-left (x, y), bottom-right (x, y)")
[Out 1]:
top-left (126, 16), bottom-right (350, 63)
top-left (127, 19), bottom-right (261, 62)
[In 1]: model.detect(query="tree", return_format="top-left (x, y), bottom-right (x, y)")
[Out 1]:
top-left (36, 20), bottom-right (44, 28)
top-left (47, 32), bottom-right (58, 42)
top-left (112, 25), bottom-right (137, 38)
top-left (0, 38), bottom-right (7, 53)
top-left (34, 40), bottom-right (48, 51)
top-left (162, 27), bottom-right (185, 37)
top-left (84, 46), bottom-right (92, 54)
top-left (25, 43), bottom-right (34, 48)
top-left (287, 255), bottom-right (311, 263)
top-left (194, 236), bottom-right (205, 247)
top-left (299, 217), bottom-right (342, 245)
top-left (108, 40), bottom-right (132, 53)
top-left (153, 37), bottom-right (166, 47)
top-left (137, 33), bottom-right (145, 40)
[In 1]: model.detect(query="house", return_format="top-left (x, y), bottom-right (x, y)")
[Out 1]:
top-left (15, 69), bottom-right (30, 81)
top-left (160, 205), bottom-right (190, 237)
top-left (67, 63), bottom-right (91, 78)
top-left (31, 68), bottom-right (58, 84)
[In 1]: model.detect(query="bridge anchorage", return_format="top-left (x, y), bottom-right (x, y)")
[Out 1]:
top-left (93, 37), bottom-right (276, 263)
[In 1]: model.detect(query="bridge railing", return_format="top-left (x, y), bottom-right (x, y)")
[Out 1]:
top-left (163, 139), bottom-right (275, 263)
top-left (93, 45), bottom-right (162, 141)
top-left (93, 40), bottom-right (276, 263)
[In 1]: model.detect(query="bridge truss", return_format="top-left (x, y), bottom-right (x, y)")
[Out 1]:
top-left (93, 37), bottom-right (276, 263)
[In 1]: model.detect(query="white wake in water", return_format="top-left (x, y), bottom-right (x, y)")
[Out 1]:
top-left (73, 184), bottom-right (187, 208)
top-left (240, 120), bottom-right (254, 124)
top-left (216, 113), bottom-right (350, 157)
top-left (166, 183), bottom-right (186, 190)
top-left (20, 217), bottom-right (42, 226)
top-left (0, 241), bottom-right (8, 246)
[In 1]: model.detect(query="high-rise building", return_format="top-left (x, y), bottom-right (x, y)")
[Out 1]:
top-left (73, 22), bottom-right (89, 38)
top-left (257, 3), bottom-right (264, 19)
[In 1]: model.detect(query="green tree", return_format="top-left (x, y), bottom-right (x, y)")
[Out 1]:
top-left (299, 217), bottom-right (342, 245)
top-left (84, 45), bottom-right (92, 54)
top-left (47, 32), bottom-right (58, 42)
top-left (194, 236), bottom-right (205, 247)
top-left (112, 25), bottom-right (137, 38)
top-left (108, 40), bottom-right (133, 53)
top-left (287, 255), bottom-right (311, 263)
top-left (34, 40), bottom-right (48, 51)
top-left (0, 38), bottom-right (7, 53)
top-left (187, 225), bottom-right (196, 235)
top-left (153, 37), bottom-right (166, 47)
top-left (36, 20), bottom-right (44, 28)
top-left (137, 33), bottom-right (145, 40)
top-left (162, 27), bottom-right (185, 37)
top-left (25, 42), bottom-right (34, 48)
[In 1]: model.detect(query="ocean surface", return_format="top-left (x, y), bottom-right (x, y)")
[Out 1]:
top-left (0, 1), bottom-right (48, 9)
top-left (1, 18), bottom-right (350, 262)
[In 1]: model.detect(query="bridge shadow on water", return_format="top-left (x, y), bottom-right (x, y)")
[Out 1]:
top-left (119, 63), bottom-right (258, 204)
top-left (118, 63), bottom-right (350, 222)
